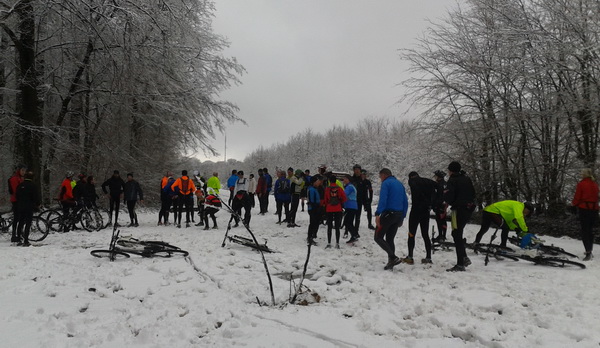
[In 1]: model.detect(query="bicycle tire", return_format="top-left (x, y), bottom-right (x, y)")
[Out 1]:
top-left (46, 211), bottom-right (64, 232)
top-left (78, 211), bottom-right (96, 232)
top-left (90, 250), bottom-right (130, 260)
top-left (534, 257), bottom-right (586, 269)
top-left (537, 245), bottom-right (578, 259)
top-left (28, 216), bottom-right (50, 242)
top-left (151, 249), bottom-right (189, 257)
top-left (91, 209), bottom-right (104, 231)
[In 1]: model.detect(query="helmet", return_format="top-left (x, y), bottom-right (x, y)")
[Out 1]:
top-left (193, 170), bottom-right (199, 176)
top-left (66, 171), bottom-right (74, 178)
top-left (433, 170), bottom-right (446, 178)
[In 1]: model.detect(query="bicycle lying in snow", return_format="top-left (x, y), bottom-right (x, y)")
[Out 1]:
top-left (90, 226), bottom-right (188, 261)
top-left (432, 228), bottom-right (585, 269)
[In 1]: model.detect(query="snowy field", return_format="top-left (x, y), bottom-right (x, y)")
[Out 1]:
top-left (1, 194), bottom-right (599, 348)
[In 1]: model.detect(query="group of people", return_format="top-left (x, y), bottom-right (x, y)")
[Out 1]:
top-left (6, 161), bottom-right (598, 267)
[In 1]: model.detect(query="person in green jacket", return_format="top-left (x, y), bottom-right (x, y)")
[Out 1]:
top-left (206, 172), bottom-right (221, 195)
top-left (474, 200), bottom-right (534, 247)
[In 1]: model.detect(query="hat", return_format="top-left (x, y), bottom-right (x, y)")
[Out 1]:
top-left (113, 170), bottom-right (120, 175)
top-left (238, 170), bottom-right (244, 176)
top-left (193, 170), bottom-right (199, 176)
top-left (524, 202), bottom-right (534, 216)
top-left (295, 169), bottom-right (303, 176)
top-left (182, 170), bottom-right (188, 176)
top-left (127, 172), bottom-right (133, 177)
top-left (448, 161), bottom-right (461, 173)
top-left (353, 164), bottom-right (362, 169)
top-left (310, 175), bottom-right (321, 184)
top-left (433, 170), bottom-right (446, 178)
top-left (408, 171), bottom-right (419, 178)
top-left (66, 171), bottom-right (74, 178)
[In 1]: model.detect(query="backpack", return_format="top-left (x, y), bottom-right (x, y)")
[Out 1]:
top-left (181, 178), bottom-right (189, 195)
top-left (329, 187), bottom-right (340, 206)
top-left (279, 179), bottom-right (290, 194)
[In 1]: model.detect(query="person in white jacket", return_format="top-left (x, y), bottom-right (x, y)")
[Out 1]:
top-left (248, 173), bottom-right (257, 208)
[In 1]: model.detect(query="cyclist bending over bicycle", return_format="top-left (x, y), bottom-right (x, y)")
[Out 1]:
top-left (474, 200), bottom-right (535, 248)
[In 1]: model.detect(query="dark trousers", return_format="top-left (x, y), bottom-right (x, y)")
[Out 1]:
top-left (579, 208), bottom-right (598, 253)
top-left (126, 200), bottom-right (138, 224)
top-left (258, 194), bottom-right (268, 214)
top-left (374, 212), bottom-right (403, 260)
top-left (159, 197), bottom-right (172, 223)
top-left (176, 195), bottom-right (193, 224)
top-left (327, 211), bottom-right (343, 244)
top-left (308, 209), bottom-right (321, 240)
top-left (11, 202), bottom-right (19, 238)
top-left (276, 200), bottom-right (290, 223)
top-left (434, 204), bottom-right (448, 239)
top-left (475, 211), bottom-right (509, 246)
top-left (289, 194), bottom-right (300, 224)
top-left (265, 190), bottom-right (271, 211)
top-left (16, 210), bottom-right (33, 242)
top-left (451, 206), bottom-right (474, 266)
top-left (232, 195), bottom-right (252, 226)
top-left (203, 207), bottom-right (219, 227)
top-left (344, 209), bottom-right (358, 238)
top-left (108, 194), bottom-right (121, 222)
top-left (408, 207), bottom-right (432, 259)
top-left (249, 193), bottom-right (256, 208)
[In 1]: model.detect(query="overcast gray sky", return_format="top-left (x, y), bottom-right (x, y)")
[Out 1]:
top-left (204, 0), bottom-right (455, 162)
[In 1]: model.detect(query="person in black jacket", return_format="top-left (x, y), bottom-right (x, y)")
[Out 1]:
top-left (403, 172), bottom-right (437, 264)
top-left (444, 161), bottom-right (476, 272)
top-left (101, 170), bottom-right (125, 226)
top-left (15, 171), bottom-right (40, 246)
top-left (123, 173), bottom-right (144, 227)
top-left (84, 176), bottom-right (99, 208)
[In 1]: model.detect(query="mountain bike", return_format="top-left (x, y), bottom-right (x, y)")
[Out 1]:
top-left (44, 201), bottom-right (101, 232)
top-left (90, 226), bottom-right (188, 261)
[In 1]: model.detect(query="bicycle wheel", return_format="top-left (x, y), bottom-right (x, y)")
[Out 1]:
top-left (538, 245), bottom-right (578, 259)
top-left (46, 211), bottom-right (64, 232)
top-left (151, 249), bottom-right (189, 257)
top-left (79, 211), bottom-right (96, 232)
top-left (28, 216), bottom-right (50, 242)
top-left (0, 216), bottom-right (13, 240)
top-left (91, 209), bottom-right (104, 231)
top-left (90, 250), bottom-right (130, 260)
top-left (535, 257), bottom-right (586, 269)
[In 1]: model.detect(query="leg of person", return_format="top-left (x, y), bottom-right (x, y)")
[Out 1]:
top-left (16, 213), bottom-right (25, 244)
top-left (365, 203), bottom-right (374, 230)
top-left (419, 208), bottom-right (432, 260)
top-left (335, 211), bottom-right (343, 245)
top-left (499, 222), bottom-right (511, 248)
top-left (21, 210), bottom-right (33, 246)
top-left (308, 209), bottom-right (320, 242)
top-left (107, 197), bottom-right (114, 225)
top-left (243, 196), bottom-right (252, 226)
top-left (326, 212), bottom-right (333, 245)
top-left (11, 202), bottom-right (19, 241)
top-left (211, 211), bottom-right (218, 229)
top-left (374, 213), bottom-right (402, 263)
top-left (177, 198), bottom-right (184, 227)
top-left (407, 209), bottom-right (418, 259)
top-left (355, 201), bottom-right (362, 232)
top-left (580, 209), bottom-right (595, 255)
top-left (474, 211), bottom-right (494, 244)
top-left (276, 200), bottom-right (283, 223)
top-left (113, 195), bottom-right (121, 225)
top-left (186, 195), bottom-right (194, 226)
top-left (127, 200), bottom-right (135, 225)
top-left (158, 198), bottom-right (165, 224)
top-left (284, 202), bottom-right (290, 223)
top-left (232, 198), bottom-right (241, 226)
top-left (289, 195), bottom-right (299, 225)
top-left (343, 209), bottom-right (356, 241)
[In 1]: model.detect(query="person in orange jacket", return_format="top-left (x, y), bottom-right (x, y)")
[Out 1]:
top-left (171, 170), bottom-right (196, 228)
top-left (572, 168), bottom-right (599, 261)
top-left (322, 174), bottom-right (347, 249)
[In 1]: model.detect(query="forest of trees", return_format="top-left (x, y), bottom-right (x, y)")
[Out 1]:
top-left (240, 0), bottom-right (600, 216)
top-left (0, 0), bottom-right (242, 204)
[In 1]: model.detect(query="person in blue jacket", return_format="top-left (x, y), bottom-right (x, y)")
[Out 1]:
top-left (226, 170), bottom-right (238, 206)
top-left (375, 168), bottom-right (409, 270)
top-left (274, 170), bottom-right (291, 224)
top-left (343, 175), bottom-right (359, 243)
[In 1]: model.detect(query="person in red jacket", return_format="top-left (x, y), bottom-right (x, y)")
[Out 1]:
top-left (572, 168), bottom-right (599, 261)
top-left (322, 174), bottom-right (347, 249)
top-left (171, 170), bottom-right (197, 228)
top-left (8, 164), bottom-right (26, 242)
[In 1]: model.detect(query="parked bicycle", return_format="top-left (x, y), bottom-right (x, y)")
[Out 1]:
top-left (43, 200), bottom-right (102, 232)
top-left (0, 210), bottom-right (50, 242)
top-left (90, 227), bottom-right (188, 261)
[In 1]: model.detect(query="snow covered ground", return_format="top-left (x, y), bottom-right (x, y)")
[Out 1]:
top-left (1, 194), bottom-right (599, 348)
